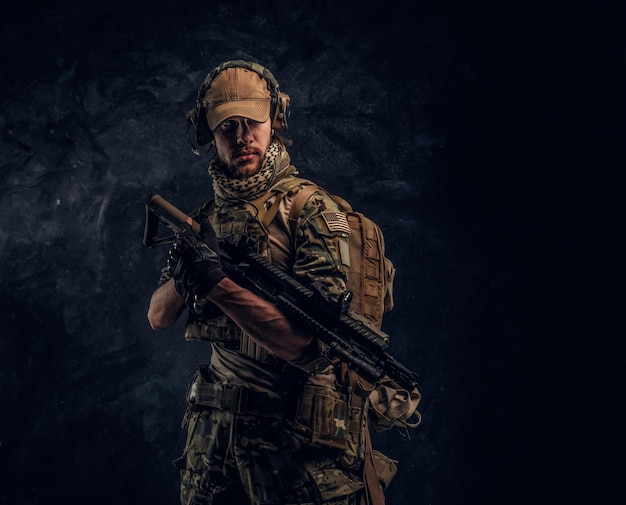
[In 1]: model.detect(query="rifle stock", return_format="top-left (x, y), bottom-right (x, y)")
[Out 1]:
top-left (144, 194), bottom-right (202, 247)
top-left (144, 194), bottom-right (420, 391)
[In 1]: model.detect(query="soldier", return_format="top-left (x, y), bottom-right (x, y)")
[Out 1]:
top-left (147, 60), bottom-right (419, 505)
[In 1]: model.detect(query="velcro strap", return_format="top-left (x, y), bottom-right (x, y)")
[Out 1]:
top-left (348, 419), bottom-right (362, 434)
top-left (348, 369), bottom-right (375, 399)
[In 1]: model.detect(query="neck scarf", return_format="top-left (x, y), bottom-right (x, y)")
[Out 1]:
top-left (209, 140), bottom-right (289, 207)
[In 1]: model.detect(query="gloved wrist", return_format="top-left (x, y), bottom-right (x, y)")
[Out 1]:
top-left (186, 265), bottom-right (227, 298)
top-left (171, 220), bottom-right (224, 299)
top-left (172, 256), bottom-right (188, 298)
top-left (166, 239), bottom-right (187, 297)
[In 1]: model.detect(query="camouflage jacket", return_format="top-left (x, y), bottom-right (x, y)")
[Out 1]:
top-left (160, 149), bottom-right (351, 393)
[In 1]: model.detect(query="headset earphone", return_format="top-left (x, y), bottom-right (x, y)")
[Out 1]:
top-left (187, 60), bottom-right (291, 149)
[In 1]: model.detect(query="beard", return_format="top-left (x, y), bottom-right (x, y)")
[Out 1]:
top-left (226, 159), bottom-right (262, 179)
top-left (224, 147), bottom-right (264, 179)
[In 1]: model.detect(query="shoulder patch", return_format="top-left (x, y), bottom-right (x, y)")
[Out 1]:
top-left (321, 211), bottom-right (351, 235)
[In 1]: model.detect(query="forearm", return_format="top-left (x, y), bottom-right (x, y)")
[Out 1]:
top-left (147, 278), bottom-right (185, 330)
top-left (206, 277), bottom-right (314, 361)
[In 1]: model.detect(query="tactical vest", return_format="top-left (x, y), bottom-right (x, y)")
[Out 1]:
top-left (182, 190), bottom-right (278, 347)
top-left (182, 175), bottom-right (319, 346)
top-left (183, 176), bottom-right (394, 346)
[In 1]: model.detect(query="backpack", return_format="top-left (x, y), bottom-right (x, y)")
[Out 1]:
top-left (283, 179), bottom-right (396, 331)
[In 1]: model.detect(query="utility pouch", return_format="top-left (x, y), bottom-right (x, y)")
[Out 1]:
top-left (371, 450), bottom-right (398, 490)
top-left (339, 366), bottom-right (374, 471)
top-left (290, 385), bottom-right (349, 450)
top-left (340, 397), bottom-right (365, 471)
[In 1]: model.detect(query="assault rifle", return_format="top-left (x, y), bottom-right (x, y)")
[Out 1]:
top-left (144, 194), bottom-right (420, 392)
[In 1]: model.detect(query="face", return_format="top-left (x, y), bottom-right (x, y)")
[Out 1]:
top-left (211, 116), bottom-right (272, 178)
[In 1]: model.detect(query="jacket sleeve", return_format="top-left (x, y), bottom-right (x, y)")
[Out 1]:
top-left (291, 190), bottom-right (351, 297)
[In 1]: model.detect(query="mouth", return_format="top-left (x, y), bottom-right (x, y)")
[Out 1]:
top-left (233, 149), bottom-right (259, 161)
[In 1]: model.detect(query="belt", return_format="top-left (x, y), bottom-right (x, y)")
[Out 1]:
top-left (187, 381), bottom-right (290, 418)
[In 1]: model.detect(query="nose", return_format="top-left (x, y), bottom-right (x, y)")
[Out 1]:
top-left (236, 119), bottom-right (253, 145)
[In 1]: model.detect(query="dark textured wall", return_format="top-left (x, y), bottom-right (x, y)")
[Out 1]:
top-left (1, 1), bottom-right (623, 504)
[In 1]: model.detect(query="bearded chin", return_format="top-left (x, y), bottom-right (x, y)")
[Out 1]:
top-left (228, 161), bottom-right (262, 179)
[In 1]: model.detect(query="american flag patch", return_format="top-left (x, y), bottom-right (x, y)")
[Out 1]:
top-left (321, 211), bottom-right (351, 235)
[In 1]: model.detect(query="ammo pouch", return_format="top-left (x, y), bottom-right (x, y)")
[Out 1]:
top-left (288, 385), bottom-right (352, 450)
top-left (288, 384), bottom-right (368, 472)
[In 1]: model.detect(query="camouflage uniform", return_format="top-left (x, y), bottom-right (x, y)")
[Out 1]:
top-left (163, 146), bottom-right (368, 505)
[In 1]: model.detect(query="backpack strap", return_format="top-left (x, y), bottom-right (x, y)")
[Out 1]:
top-left (287, 183), bottom-right (322, 233)
top-left (288, 187), bottom-right (355, 233)
top-left (241, 176), bottom-right (317, 229)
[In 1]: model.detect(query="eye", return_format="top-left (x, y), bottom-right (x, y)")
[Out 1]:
top-left (219, 119), bottom-right (236, 131)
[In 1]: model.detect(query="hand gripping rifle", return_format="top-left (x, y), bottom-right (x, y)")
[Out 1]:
top-left (144, 194), bottom-right (420, 392)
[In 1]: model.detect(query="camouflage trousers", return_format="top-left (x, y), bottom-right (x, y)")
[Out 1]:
top-left (175, 405), bottom-right (364, 505)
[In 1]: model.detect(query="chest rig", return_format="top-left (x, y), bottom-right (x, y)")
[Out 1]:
top-left (183, 175), bottom-right (311, 362)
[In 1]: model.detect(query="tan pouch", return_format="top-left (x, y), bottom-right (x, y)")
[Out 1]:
top-left (291, 384), bottom-right (349, 450)
top-left (371, 450), bottom-right (398, 490)
top-left (340, 400), bottom-right (365, 471)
